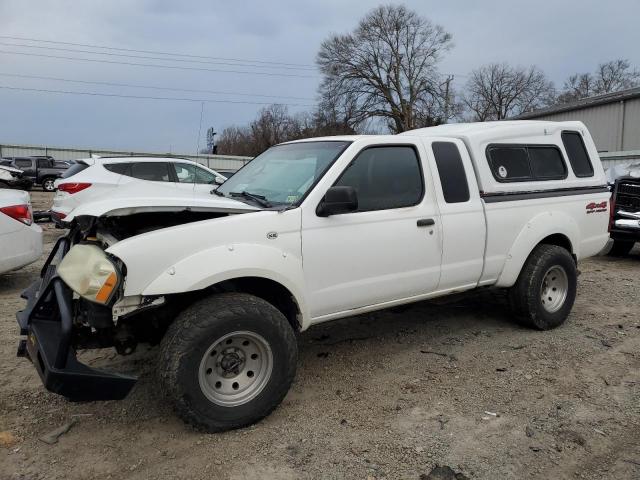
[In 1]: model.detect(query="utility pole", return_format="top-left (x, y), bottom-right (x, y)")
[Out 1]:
top-left (442, 75), bottom-right (454, 123)
top-left (196, 101), bottom-right (205, 155)
top-left (206, 127), bottom-right (217, 154)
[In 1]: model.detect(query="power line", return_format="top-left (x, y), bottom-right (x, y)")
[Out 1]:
top-left (0, 72), bottom-right (315, 101)
top-left (0, 84), bottom-right (316, 107)
top-left (0, 35), bottom-right (316, 69)
top-left (0, 49), bottom-right (318, 79)
top-left (0, 41), bottom-right (317, 72)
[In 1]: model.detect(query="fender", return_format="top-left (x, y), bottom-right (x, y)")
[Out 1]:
top-left (105, 208), bottom-right (310, 326)
top-left (142, 243), bottom-right (310, 326)
top-left (495, 210), bottom-right (579, 288)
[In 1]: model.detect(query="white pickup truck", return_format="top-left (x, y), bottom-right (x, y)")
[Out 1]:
top-left (16, 120), bottom-right (610, 432)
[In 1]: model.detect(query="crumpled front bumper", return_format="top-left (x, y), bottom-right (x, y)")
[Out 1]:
top-left (16, 236), bottom-right (136, 401)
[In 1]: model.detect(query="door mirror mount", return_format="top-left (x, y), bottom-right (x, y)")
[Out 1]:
top-left (316, 186), bottom-right (358, 217)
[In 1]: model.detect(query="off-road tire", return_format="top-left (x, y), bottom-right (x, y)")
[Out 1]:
top-left (41, 177), bottom-right (56, 192)
top-left (607, 240), bottom-right (635, 257)
top-left (158, 292), bottom-right (298, 432)
top-left (508, 244), bottom-right (577, 330)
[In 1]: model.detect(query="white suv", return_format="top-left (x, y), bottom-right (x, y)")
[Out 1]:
top-left (52, 157), bottom-right (227, 222)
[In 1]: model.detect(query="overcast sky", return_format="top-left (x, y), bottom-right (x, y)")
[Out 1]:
top-left (0, 0), bottom-right (638, 153)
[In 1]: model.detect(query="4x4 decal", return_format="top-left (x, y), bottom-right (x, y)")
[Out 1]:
top-left (586, 201), bottom-right (607, 214)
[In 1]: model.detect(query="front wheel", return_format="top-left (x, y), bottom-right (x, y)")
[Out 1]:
top-left (158, 292), bottom-right (298, 432)
top-left (42, 177), bottom-right (56, 192)
top-left (508, 244), bottom-right (577, 330)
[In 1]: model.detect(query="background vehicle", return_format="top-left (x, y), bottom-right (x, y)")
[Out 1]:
top-left (607, 165), bottom-right (640, 256)
top-left (52, 157), bottom-right (227, 222)
top-left (0, 165), bottom-right (33, 190)
top-left (16, 121), bottom-right (610, 432)
top-left (0, 190), bottom-right (42, 274)
top-left (0, 156), bottom-right (69, 191)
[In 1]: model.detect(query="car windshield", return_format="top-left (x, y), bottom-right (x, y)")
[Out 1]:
top-left (217, 141), bottom-right (350, 207)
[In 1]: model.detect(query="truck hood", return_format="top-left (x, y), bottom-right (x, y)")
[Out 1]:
top-left (66, 185), bottom-right (259, 221)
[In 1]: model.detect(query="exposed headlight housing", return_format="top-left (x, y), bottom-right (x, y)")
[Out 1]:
top-left (57, 244), bottom-right (121, 304)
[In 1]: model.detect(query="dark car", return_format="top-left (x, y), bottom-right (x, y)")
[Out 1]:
top-left (0, 156), bottom-right (70, 191)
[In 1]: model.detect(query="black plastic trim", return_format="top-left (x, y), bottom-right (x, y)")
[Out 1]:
top-left (481, 185), bottom-right (609, 203)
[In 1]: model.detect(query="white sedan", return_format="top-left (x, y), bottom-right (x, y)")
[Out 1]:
top-left (52, 157), bottom-right (227, 222)
top-left (0, 189), bottom-right (43, 274)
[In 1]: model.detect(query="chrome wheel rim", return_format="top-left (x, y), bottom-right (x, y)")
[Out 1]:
top-left (44, 180), bottom-right (55, 191)
top-left (540, 266), bottom-right (568, 313)
top-left (198, 331), bottom-right (273, 407)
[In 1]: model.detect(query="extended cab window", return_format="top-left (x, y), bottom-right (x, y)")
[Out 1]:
top-left (487, 145), bottom-right (567, 182)
top-left (334, 146), bottom-right (423, 212)
top-left (432, 142), bottom-right (470, 203)
top-left (561, 131), bottom-right (594, 177)
top-left (129, 162), bottom-right (171, 181)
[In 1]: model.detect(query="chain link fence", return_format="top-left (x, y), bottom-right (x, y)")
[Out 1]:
top-left (0, 143), bottom-right (252, 172)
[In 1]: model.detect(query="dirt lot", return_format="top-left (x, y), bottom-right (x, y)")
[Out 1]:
top-left (1, 192), bottom-right (639, 479)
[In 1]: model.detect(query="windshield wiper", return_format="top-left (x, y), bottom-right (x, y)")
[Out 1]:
top-left (211, 188), bottom-right (225, 197)
top-left (229, 191), bottom-right (272, 208)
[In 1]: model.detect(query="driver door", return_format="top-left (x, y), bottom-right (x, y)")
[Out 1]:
top-left (301, 139), bottom-right (442, 321)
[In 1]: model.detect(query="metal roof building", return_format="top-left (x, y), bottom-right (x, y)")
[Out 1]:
top-left (517, 87), bottom-right (640, 167)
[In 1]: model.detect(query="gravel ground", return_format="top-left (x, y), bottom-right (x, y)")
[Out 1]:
top-left (1, 192), bottom-right (639, 480)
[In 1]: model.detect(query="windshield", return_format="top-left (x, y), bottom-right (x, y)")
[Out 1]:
top-left (217, 141), bottom-right (350, 207)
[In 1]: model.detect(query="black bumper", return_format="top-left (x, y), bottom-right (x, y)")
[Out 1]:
top-left (609, 227), bottom-right (640, 243)
top-left (16, 237), bottom-right (136, 401)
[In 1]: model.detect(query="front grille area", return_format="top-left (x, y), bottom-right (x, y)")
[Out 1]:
top-left (617, 181), bottom-right (640, 211)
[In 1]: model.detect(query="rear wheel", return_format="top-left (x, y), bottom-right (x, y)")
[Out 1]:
top-left (41, 177), bottom-right (56, 192)
top-left (508, 244), bottom-right (577, 330)
top-left (158, 292), bottom-right (298, 432)
top-left (607, 239), bottom-right (635, 257)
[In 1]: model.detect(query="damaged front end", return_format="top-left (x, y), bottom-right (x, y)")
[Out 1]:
top-left (16, 234), bottom-right (138, 401)
top-left (16, 206), bottom-right (243, 401)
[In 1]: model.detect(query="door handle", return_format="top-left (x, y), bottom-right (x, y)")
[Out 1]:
top-left (417, 218), bottom-right (435, 227)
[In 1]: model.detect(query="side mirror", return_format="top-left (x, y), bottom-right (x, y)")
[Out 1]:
top-left (214, 176), bottom-right (225, 185)
top-left (316, 186), bottom-right (358, 217)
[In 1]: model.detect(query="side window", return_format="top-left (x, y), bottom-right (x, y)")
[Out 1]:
top-left (194, 166), bottom-right (217, 184)
top-left (129, 162), bottom-right (171, 181)
top-left (487, 147), bottom-right (531, 181)
top-left (432, 142), bottom-right (470, 203)
top-left (37, 158), bottom-right (51, 168)
top-left (334, 146), bottom-right (423, 212)
top-left (173, 163), bottom-right (196, 183)
top-left (561, 131), bottom-right (594, 177)
top-left (487, 145), bottom-right (568, 182)
top-left (104, 163), bottom-right (131, 175)
top-left (528, 147), bottom-right (566, 180)
top-left (15, 159), bottom-right (32, 169)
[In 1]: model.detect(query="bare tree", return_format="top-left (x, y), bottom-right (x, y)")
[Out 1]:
top-left (316, 5), bottom-right (455, 133)
top-left (558, 59), bottom-right (640, 103)
top-left (462, 63), bottom-right (555, 120)
top-left (216, 104), bottom-right (356, 156)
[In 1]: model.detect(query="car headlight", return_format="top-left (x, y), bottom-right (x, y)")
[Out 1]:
top-left (57, 244), bottom-right (121, 304)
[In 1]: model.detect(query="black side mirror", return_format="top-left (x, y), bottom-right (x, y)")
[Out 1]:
top-left (317, 186), bottom-right (358, 217)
